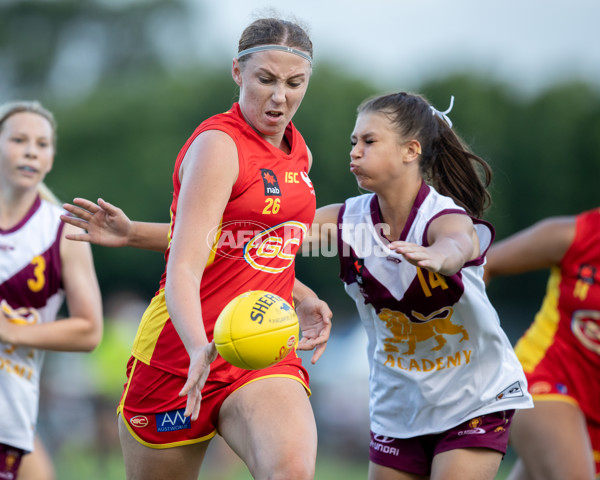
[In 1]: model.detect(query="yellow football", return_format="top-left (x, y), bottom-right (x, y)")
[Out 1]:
top-left (213, 290), bottom-right (299, 370)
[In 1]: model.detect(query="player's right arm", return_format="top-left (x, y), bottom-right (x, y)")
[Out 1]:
top-left (483, 216), bottom-right (576, 283)
top-left (166, 129), bottom-right (238, 420)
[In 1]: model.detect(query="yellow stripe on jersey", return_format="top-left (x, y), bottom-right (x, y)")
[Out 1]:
top-left (514, 266), bottom-right (562, 372)
top-left (206, 218), bottom-right (223, 268)
top-left (132, 289), bottom-right (170, 364)
top-left (167, 208), bottom-right (174, 250)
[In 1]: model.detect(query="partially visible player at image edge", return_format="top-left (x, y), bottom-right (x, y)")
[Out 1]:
top-left (485, 209), bottom-right (600, 479)
top-left (0, 100), bottom-right (103, 479)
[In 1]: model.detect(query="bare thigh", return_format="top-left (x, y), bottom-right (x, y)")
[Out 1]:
top-left (507, 401), bottom-right (595, 480)
top-left (218, 377), bottom-right (317, 480)
top-left (431, 448), bottom-right (502, 480)
top-left (118, 414), bottom-right (210, 480)
top-left (368, 448), bottom-right (501, 480)
top-left (368, 461), bottom-right (427, 480)
top-left (18, 435), bottom-right (55, 480)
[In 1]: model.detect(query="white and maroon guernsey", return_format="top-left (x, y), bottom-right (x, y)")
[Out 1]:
top-left (0, 196), bottom-right (65, 451)
top-left (338, 182), bottom-right (533, 438)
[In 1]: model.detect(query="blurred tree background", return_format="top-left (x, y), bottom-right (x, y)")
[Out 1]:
top-left (1, 0), bottom-right (599, 478)
top-left (3, 0), bottom-right (599, 326)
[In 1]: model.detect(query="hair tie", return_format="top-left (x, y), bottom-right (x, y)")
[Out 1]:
top-left (430, 96), bottom-right (455, 128)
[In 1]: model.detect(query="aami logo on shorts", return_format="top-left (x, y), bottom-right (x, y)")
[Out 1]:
top-left (260, 169), bottom-right (281, 196)
top-left (156, 408), bottom-right (191, 432)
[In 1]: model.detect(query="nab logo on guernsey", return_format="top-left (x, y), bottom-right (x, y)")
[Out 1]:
top-left (156, 408), bottom-right (191, 432)
top-left (260, 169), bottom-right (281, 196)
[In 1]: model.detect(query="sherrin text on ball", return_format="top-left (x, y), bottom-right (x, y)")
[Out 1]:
top-left (213, 290), bottom-right (299, 370)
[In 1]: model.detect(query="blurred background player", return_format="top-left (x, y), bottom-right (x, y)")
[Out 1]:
top-left (0, 100), bottom-right (103, 479)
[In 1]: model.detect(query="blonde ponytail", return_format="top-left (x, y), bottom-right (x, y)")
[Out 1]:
top-left (37, 182), bottom-right (61, 206)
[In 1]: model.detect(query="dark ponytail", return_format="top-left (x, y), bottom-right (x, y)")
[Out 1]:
top-left (357, 92), bottom-right (492, 218)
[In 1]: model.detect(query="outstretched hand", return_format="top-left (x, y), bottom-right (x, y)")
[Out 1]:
top-left (61, 198), bottom-right (132, 247)
top-left (295, 296), bottom-right (332, 364)
top-left (388, 240), bottom-right (446, 273)
top-left (179, 342), bottom-right (218, 421)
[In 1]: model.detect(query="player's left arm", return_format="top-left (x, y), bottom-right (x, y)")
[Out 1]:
top-left (301, 204), bottom-right (342, 256)
top-left (389, 213), bottom-right (475, 276)
top-left (293, 278), bottom-right (332, 364)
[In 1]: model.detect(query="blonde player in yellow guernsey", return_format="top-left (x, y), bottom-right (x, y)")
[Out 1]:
top-left (0, 101), bottom-right (103, 479)
top-left (485, 209), bottom-right (600, 479)
top-left (62, 17), bottom-right (331, 480)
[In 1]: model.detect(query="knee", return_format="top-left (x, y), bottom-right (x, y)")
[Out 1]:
top-left (250, 453), bottom-right (314, 480)
top-left (267, 458), bottom-right (315, 480)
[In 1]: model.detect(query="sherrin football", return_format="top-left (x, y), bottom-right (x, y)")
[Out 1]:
top-left (213, 290), bottom-right (299, 370)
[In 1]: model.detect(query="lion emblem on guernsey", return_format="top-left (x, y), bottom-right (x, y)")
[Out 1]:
top-left (378, 307), bottom-right (469, 355)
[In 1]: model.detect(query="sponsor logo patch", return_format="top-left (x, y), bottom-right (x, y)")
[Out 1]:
top-left (496, 381), bottom-right (525, 400)
top-left (529, 381), bottom-right (552, 395)
top-left (458, 416), bottom-right (486, 436)
top-left (260, 169), bottom-right (281, 196)
top-left (373, 435), bottom-right (395, 444)
top-left (130, 415), bottom-right (149, 428)
top-left (156, 408), bottom-right (191, 432)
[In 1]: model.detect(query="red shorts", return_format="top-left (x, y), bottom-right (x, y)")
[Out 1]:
top-left (517, 330), bottom-right (600, 475)
top-left (369, 410), bottom-right (514, 476)
top-left (526, 371), bottom-right (600, 474)
top-left (118, 354), bottom-right (310, 448)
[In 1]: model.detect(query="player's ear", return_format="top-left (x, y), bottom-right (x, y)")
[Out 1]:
top-left (232, 59), bottom-right (242, 87)
top-left (405, 140), bottom-right (422, 162)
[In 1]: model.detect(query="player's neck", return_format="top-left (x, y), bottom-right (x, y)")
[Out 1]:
top-left (0, 188), bottom-right (38, 230)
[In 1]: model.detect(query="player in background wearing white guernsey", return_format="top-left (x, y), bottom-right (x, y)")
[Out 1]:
top-left (302, 92), bottom-right (533, 479)
top-left (61, 18), bottom-right (331, 480)
top-left (485, 211), bottom-right (600, 479)
top-left (0, 101), bottom-right (103, 479)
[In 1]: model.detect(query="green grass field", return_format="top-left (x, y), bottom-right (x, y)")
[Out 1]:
top-left (53, 442), bottom-right (516, 479)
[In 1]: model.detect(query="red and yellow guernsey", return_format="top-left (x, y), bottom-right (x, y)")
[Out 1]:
top-left (515, 207), bottom-right (600, 425)
top-left (131, 103), bottom-right (316, 379)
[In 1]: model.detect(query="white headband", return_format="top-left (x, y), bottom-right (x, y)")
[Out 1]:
top-left (430, 96), bottom-right (455, 128)
top-left (237, 45), bottom-right (312, 65)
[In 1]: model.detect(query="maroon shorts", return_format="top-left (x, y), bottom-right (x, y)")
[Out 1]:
top-left (0, 443), bottom-right (25, 478)
top-left (369, 410), bottom-right (514, 476)
top-left (118, 354), bottom-right (310, 448)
